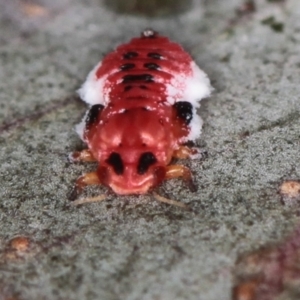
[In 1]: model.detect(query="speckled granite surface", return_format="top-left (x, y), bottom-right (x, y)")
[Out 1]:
top-left (0, 1), bottom-right (300, 299)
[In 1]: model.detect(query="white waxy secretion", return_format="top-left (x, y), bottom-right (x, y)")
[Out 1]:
top-left (77, 48), bottom-right (213, 144)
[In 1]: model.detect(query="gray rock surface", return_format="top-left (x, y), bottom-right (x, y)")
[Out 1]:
top-left (0, 0), bottom-right (300, 299)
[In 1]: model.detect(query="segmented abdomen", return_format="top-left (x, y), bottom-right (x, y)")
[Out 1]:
top-left (77, 30), bottom-right (212, 142)
top-left (79, 31), bottom-right (211, 108)
top-left (97, 35), bottom-right (192, 105)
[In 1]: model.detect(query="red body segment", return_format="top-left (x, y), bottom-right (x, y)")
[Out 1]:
top-left (96, 34), bottom-right (193, 106)
top-left (74, 30), bottom-right (212, 196)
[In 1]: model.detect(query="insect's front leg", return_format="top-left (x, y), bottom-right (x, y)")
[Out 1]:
top-left (69, 171), bottom-right (101, 201)
top-left (153, 164), bottom-right (197, 192)
top-left (165, 164), bottom-right (197, 192)
top-left (69, 149), bottom-right (96, 163)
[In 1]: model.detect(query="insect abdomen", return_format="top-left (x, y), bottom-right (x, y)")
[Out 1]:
top-left (72, 30), bottom-right (212, 198)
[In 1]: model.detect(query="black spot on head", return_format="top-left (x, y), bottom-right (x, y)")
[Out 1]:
top-left (147, 52), bottom-right (162, 60)
top-left (106, 152), bottom-right (124, 175)
top-left (173, 101), bottom-right (193, 125)
top-left (85, 104), bottom-right (104, 129)
top-left (120, 63), bottom-right (135, 71)
top-left (122, 74), bottom-right (154, 83)
top-left (144, 62), bottom-right (160, 70)
top-left (137, 152), bottom-right (157, 175)
top-left (123, 51), bottom-right (138, 59)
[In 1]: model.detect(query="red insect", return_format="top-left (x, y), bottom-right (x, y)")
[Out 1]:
top-left (69, 30), bottom-right (212, 207)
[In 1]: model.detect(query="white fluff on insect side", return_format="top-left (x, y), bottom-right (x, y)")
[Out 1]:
top-left (77, 55), bottom-right (213, 143)
top-left (185, 62), bottom-right (212, 141)
top-left (78, 61), bottom-right (107, 106)
top-left (166, 61), bottom-right (213, 141)
top-left (184, 62), bottom-right (213, 108)
top-left (165, 61), bottom-right (213, 107)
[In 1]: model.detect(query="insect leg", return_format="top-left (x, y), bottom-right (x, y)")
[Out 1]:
top-left (172, 146), bottom-right (199, 159)
top-left (68, 171), bottom-right (101, 201)
top-left (165, 165), bottom-right (197, 192)
top-left (68, 149), bottom-right (96, 163)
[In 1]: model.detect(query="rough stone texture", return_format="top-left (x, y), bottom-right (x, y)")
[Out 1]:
top-left (0, 0), bottom-right (300, 299)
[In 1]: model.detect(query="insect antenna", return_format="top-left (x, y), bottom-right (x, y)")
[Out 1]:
top-left (152, 192), bottom-right (192, 211)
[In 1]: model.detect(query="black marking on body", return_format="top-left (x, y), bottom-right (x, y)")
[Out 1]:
top-left (173, 101), bottom-right (193, 125)
top-left (85, 104), bottom-right (104, 129)
top-left (106, 152), bottom-right (124, 175)
top-left (123, 51), bottom-right (138, 59)
top-left (122, 74), bottom-right (154, 83)
top-left (144, 62), bottom-right (160, 70)
top-left (124, 85), bottom-right (133, 91)
top-left (139, 85), bottom-right (148, 90)
top-left (147, 52), bottom-right (162, 60)
top-left (137, 152), bottom-right (157, 175)
top-left (120, 63), bottom-right (135, 71)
